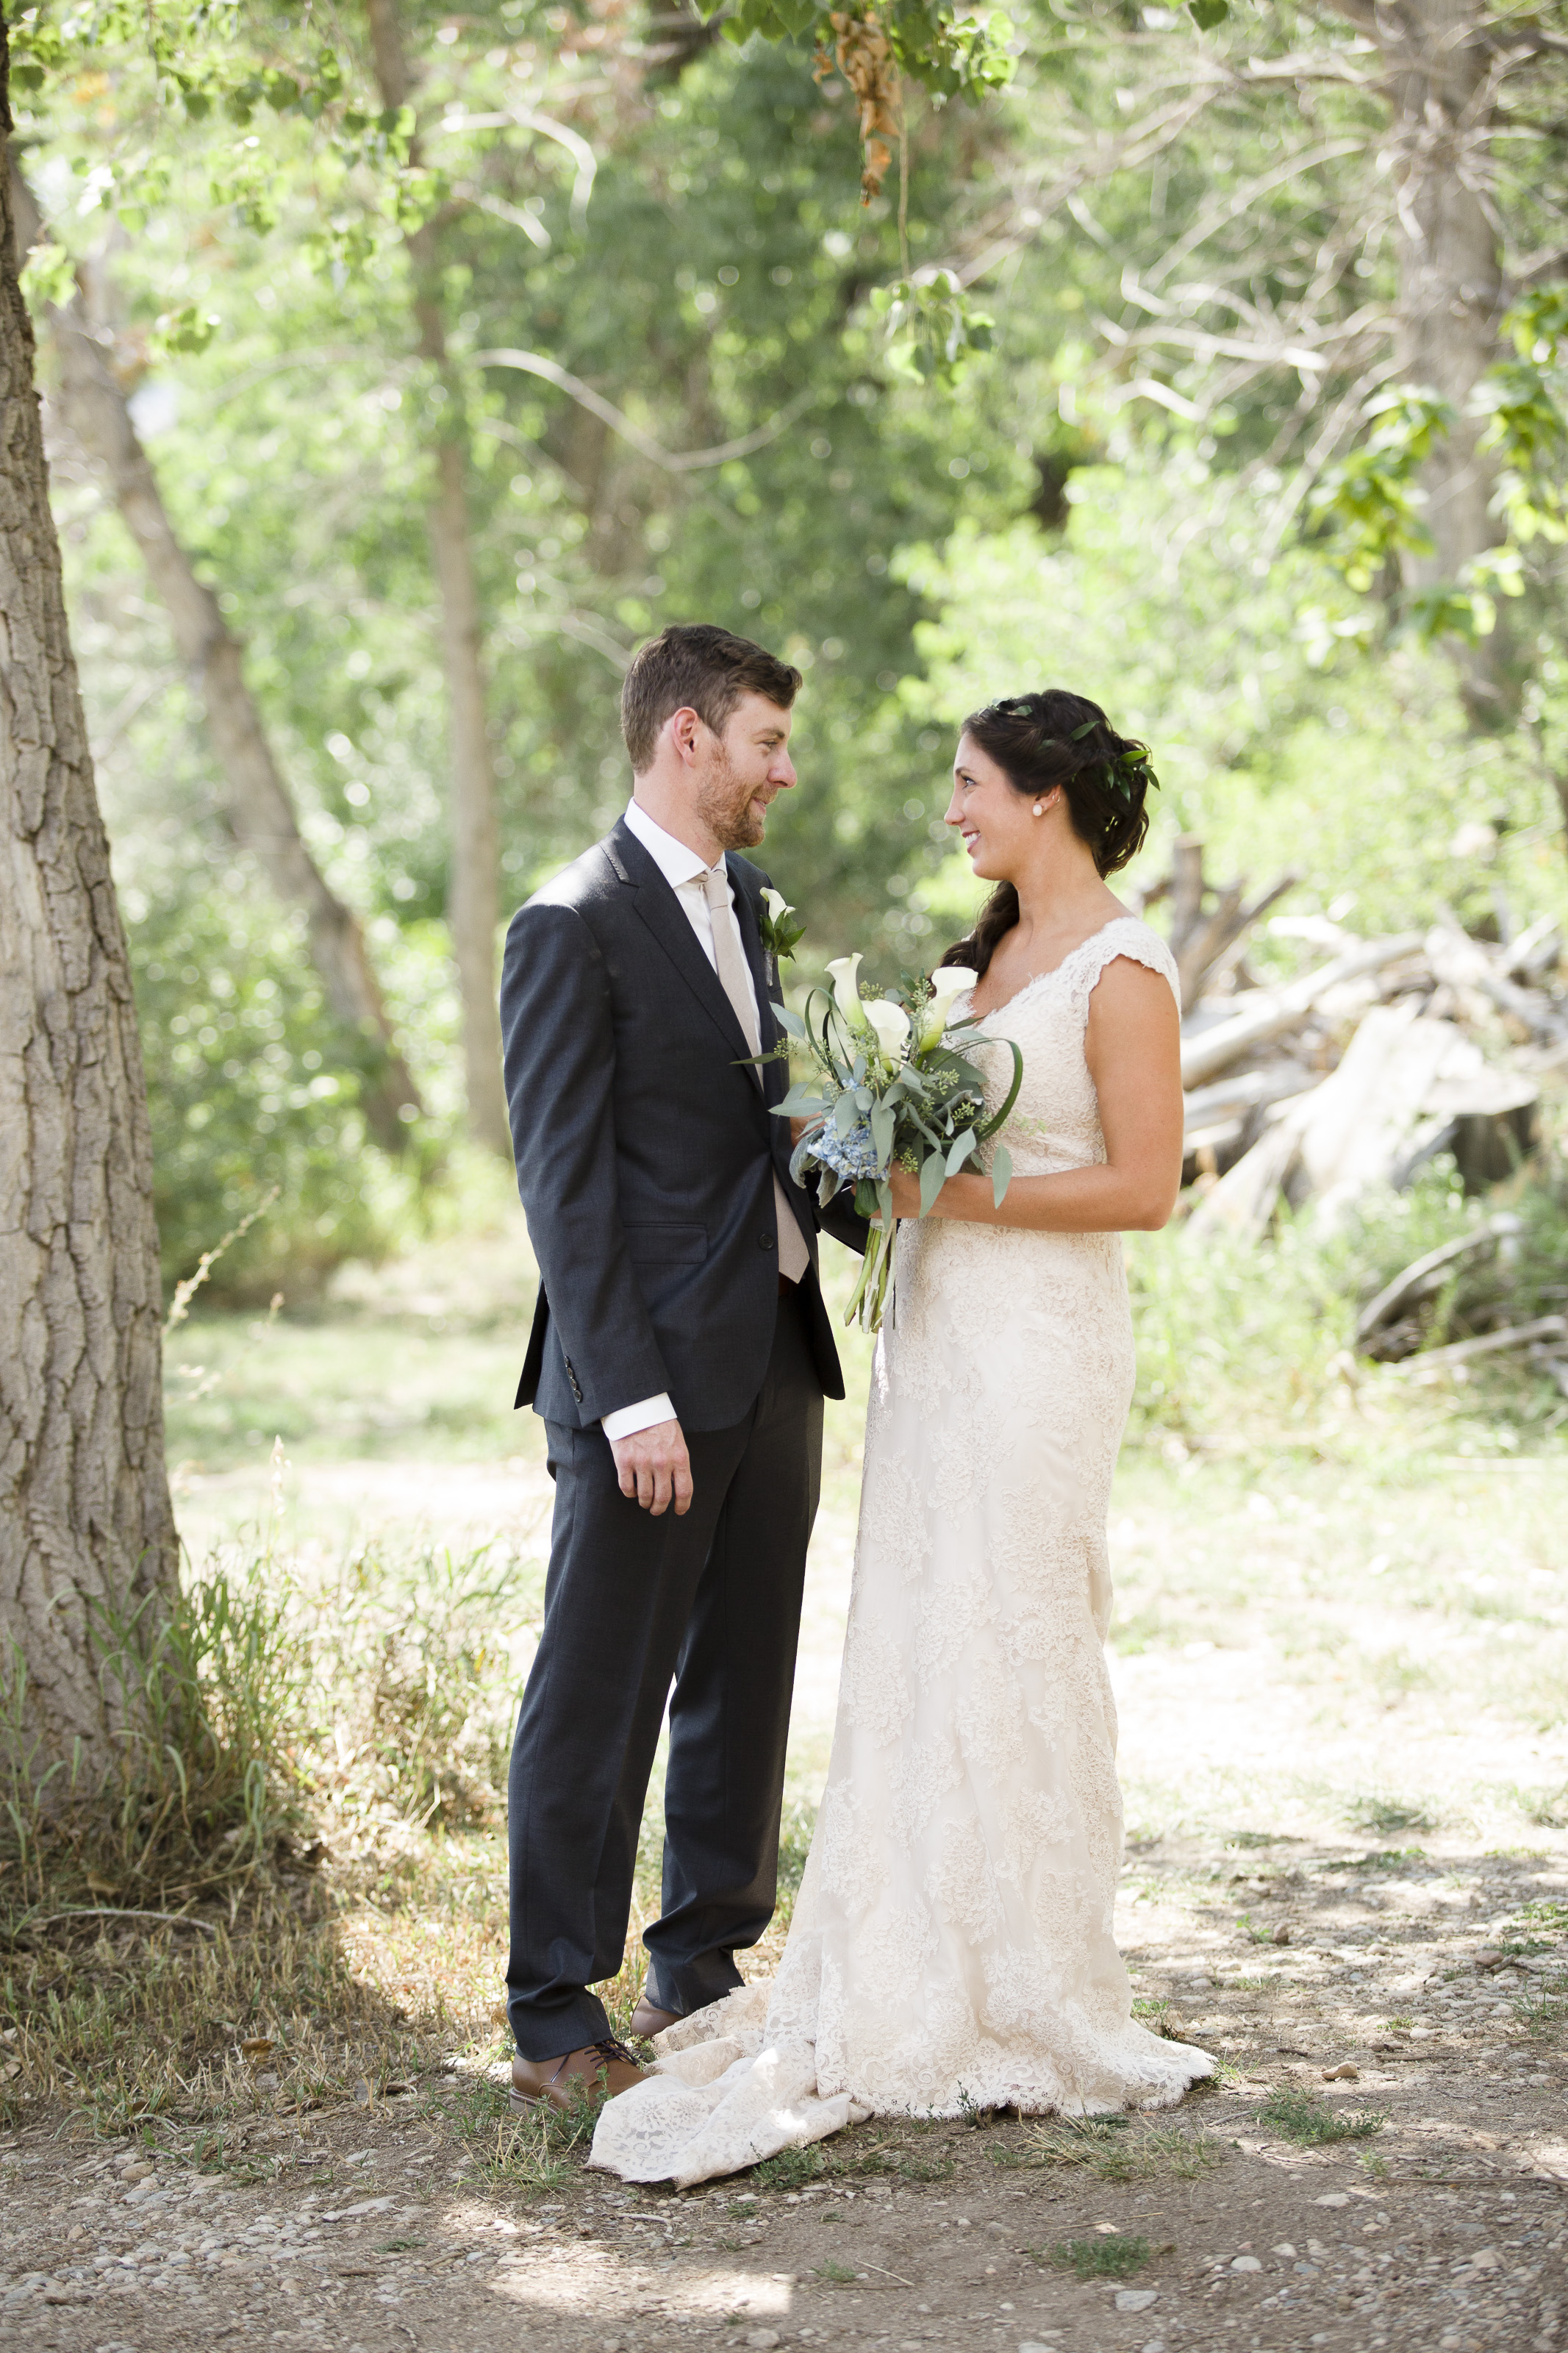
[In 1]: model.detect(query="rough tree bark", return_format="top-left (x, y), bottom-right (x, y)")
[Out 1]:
top-left (367, 0), bottom-right (510, 1156)
top-left (0, 36), bottom-right (176, 1774)
top-left (1340, 0), bottom-right (1511, 719)
top-left (12, 171), bottom-right (426, 1157)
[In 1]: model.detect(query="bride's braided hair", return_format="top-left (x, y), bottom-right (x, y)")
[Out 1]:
top-left (937, 689), bottom-right (1158, 981)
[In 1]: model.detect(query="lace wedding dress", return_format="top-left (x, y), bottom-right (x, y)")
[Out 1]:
top-left (592, 917), bottom-right (1213, 2187)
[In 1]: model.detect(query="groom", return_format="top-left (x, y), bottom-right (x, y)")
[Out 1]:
top-left (499, 622), bottom-right (862, 2112)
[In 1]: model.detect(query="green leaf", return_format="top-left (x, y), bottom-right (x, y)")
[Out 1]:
top-left (945, 1129), bottom-right (975, 1179)
top-left (834, 1090), bottom-right (862, 1139)
top-left (919, 1151), bottom-right (948, 1218)
top-left (775, 1082), bottom-right (826, 1117)
top-left (1189, 0), bottom-right (1228, 26)
top-left (772, 1003), bottom-right (806, 1041)
top-left (870, 1101), bottom-right (895, 1168)
top-left (992, 1145), bottom-right (1014, 1208)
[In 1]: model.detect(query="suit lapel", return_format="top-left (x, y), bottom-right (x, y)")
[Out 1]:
top-left (727, 860), bottom-right (781, 1102)
top-left (608, 819), bottom-right (752, 1065)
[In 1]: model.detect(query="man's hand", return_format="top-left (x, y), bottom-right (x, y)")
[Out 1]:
top-left (609, 1418), bottom-right (693, 1516)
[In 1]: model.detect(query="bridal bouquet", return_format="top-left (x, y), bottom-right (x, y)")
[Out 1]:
top-left (767, 955), bottom-right (1023, 1332)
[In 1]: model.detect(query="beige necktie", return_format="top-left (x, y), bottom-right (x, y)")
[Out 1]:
top-left (701, 865), bottom-right (811, 1283)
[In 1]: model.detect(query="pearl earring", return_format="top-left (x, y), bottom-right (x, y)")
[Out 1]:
top-left (1032, 801), bottom-right (1044, 816)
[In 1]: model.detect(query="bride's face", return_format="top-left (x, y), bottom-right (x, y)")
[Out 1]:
top-left (944, 733), bottom-right (1042, 882)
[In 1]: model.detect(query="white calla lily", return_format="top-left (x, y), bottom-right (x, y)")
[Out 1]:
top-left (863, 997), bottom-right (912, 1060)
top-left (760, 886), bottom-right (790, 925)
top-left (826, 952), bottom-right (870, 1032)
top-left (917, 964), bottom-right (976, 1050)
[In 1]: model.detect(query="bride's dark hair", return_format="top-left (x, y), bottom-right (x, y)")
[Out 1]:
top-left (937, 689), bottom-right (1158, 981)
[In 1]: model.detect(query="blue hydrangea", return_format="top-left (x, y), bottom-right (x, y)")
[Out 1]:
top-left (810, 1116), bottom-right (882, 1182)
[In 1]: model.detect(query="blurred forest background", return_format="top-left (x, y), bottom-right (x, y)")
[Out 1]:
top-left (18, 0), bottom-right (1568, 1301)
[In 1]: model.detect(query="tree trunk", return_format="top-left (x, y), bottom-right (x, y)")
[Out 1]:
top-left (1378, 0), bottom-right (1511, 720)
top-left (0, 41), bottom-right (176, 1777)
top-left (14, 175), bottom-right (426, 1158)
top-left (367, 0), bottom-right (510, 1155)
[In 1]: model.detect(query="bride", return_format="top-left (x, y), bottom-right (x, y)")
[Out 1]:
top-left (592, 688), bottom-right (1213, 2187)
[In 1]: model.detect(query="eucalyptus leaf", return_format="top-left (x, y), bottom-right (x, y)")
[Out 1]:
top-left (991, 1143), bottom-right (1014, 1207)
top-left (919, 1151), bottom-right (948, 1218)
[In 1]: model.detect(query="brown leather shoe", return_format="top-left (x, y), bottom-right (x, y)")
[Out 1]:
top-left (509, 2036), bottom-right (645, 2115)
top-left (629, 1996), bottom-right (681, 2041)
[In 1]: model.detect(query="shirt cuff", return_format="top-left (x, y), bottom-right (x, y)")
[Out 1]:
top-left (601, 1393), bottom-right (677, 1443)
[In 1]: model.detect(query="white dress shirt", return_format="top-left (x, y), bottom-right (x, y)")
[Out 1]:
top-left (601, 799), bottom-right (807, 1443)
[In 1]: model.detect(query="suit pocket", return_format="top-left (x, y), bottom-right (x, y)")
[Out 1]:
top-left (623, 1221), bottom-right (707, 1266)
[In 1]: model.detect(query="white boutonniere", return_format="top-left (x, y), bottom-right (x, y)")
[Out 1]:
top-left (759, 887), bottom-right (806, 968)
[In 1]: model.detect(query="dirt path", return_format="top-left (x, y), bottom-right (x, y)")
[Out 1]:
top-left (4, 1826), bottom-right (1567, 2353)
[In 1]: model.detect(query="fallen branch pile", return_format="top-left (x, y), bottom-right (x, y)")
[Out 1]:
top-left (1140, 838), bottom-right (1568, 1382)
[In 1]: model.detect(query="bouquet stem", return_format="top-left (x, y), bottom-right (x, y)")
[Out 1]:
top-left (845, 1221), bottom-right (897, 1333)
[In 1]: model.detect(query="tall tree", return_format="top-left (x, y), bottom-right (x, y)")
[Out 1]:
top-left (0, 14), bottom-right (175, 1774)
top-left (366, 0), bottom-right (509, 1156)
top-left (18, 182), bottom-right (426, 1155)
top-left (1336, 0), bottom-right (1511, 720)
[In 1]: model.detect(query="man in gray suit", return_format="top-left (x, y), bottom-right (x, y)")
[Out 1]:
top-left (500, 624), bottom-right (862, 2113)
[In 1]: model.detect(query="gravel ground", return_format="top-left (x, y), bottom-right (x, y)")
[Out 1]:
top-left (4, 1829), bottom-right (1565, 2353)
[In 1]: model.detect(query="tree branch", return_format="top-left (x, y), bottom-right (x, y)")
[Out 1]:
top-left (473, 349), bottom-right (815, 471)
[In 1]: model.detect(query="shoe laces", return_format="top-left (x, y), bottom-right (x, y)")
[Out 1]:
top-left (593, 2035), bottom-right (637, 2068)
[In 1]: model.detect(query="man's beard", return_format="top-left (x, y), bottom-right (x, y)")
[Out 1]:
top-left (695, 741), bottom-right (767, 851)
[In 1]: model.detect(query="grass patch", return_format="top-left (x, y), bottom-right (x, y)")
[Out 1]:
top-left (895, 2149), bottom-right (956, 2181)
top-left (1015, 2116), bottom-right (1226, 2183)
top-left (448, 2070), bottom-right (599, 2193)
top-left (1516, 1899), bottom-right (1568, 1934)
top-left (1349, 1799), bottom-right (1438, 1838)
top-left (1258, 2085), bottom-right (1386, 2146)
top-left (814, 2259), bottom-right (859, 2284)
top-left (753, 2130), bottom-right (953, 2190)
top-left (755, 2144), bottom-right (828, 2190)
top-left (1517, 1984), bottom-right (1568, 2038)
top-left (1043, 2232), bottom-right (1151, 2280)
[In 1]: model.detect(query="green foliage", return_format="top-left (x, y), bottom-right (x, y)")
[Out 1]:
top-left (0, 1559), bottom-right (303, 1913)
top-left (1306, 388), bottom-right (1453, 594)
top-left (873, 270), bottom-right (993, 385)
top-left (756, 2143), bottom-right (830, 2189)
top-left (698, 0), bottom-right (1016, 105)
top-left (1, 1521), bottom-right (537, 1924)
top-left (129, 886), bottom-right (404, 1298)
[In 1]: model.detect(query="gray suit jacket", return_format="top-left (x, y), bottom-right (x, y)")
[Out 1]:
top-left (501, 818), bottom-right (864, 1432)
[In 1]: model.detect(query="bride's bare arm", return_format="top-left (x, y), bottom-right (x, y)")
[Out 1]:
top-left (887, 957), bottom-right (1184, 1233)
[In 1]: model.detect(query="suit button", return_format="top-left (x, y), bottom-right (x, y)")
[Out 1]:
top-left (759, 1232), bottom-right (776, 1253)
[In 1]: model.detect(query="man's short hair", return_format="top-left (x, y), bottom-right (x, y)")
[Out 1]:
top-left (620, 623), bottom-right (803, 773)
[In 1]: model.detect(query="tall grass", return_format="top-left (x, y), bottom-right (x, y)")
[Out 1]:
top-left (1126, 1146), bottom-right (1568, 1454)
top-left (1, 1531), bottom-right (540, 1924)
top-left (0, 1566), bottom-right (301, 1916)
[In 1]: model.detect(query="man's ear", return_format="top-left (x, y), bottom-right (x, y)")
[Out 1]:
top-left (667, 705), bottom-right (704, 767)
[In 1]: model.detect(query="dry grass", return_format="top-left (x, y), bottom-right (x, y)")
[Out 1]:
top-left (1009, 2114), bottom-right (1228, 2183)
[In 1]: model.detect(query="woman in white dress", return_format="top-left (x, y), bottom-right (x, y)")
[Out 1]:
top-left (593, 688), bottom-right (1213, 2187)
